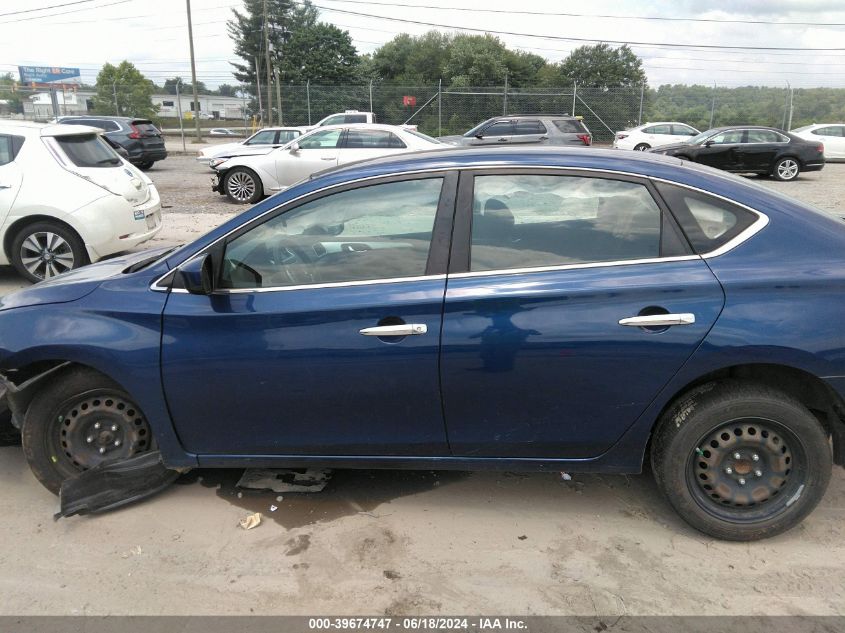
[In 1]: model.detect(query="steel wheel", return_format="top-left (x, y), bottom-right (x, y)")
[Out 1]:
top-left (634, 143), bottom-right (650, 151)
top-left (48, 392), bottom-right (152, 475)
top-left (774, 158), bottom-right (800, 181)
top-left (19, 231), bottom-right (75, 280)
top-left (689, 418), bottom-right (803, 522)
top-left (225, 168), bottom-right (261, 203)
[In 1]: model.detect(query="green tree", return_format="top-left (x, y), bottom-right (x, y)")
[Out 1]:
top-left (228, 0), bottom-right (357, 88)
top-left (93, 61), bottom-right (157, 118)
top-left (0, 73), bottom-right (23, 115)
top-left (216, 83), bottom-right (239, 97)
top-left (163, 76), bottom-right (207, 95)
top-left (554, 44), bottom-right (646, 89)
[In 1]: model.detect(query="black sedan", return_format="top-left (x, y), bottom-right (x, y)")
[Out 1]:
top-left (649, 126), bottom-right (824, 181)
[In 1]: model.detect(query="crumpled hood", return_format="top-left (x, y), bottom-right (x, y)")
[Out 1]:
top-left (437, 135), bottom-right (467, 146)
top-left (0, 246), bottom-right (173, 311)
top-left (650, 142), bottom-right (695, 154)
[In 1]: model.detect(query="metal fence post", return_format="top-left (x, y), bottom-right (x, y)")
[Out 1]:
top-left (572, 82), bottom-right (576, 116)
top-left (438, 78), bottom-right (442, 137)
top-left (306, 79), bottom-right (311, 125)
top-left (787, 85), bottom-right (794, 130)
top-left (369, 79), bottom-right (373, 113)
top-left (709, 82), bottom-right (717, 128)
top-left (638, 82), bottom-right (645, 126)
top-left (503, 73), bottom-right (508, 115)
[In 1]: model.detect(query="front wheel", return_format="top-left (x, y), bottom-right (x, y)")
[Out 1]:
top-left (10, 221), bottom-right (89, 283)
top-left (773, 157), bottom-right (800, 181)
top-left (633, 143), bottom-right (651, 151)
top-left (651, 381), bottom-right (831, 541)
top-left (136, 161), bottom-right (155, 171)
top-left (21, 368), bottom-right (153, 494)
top-left (224, 167), bottom-right (263, 204)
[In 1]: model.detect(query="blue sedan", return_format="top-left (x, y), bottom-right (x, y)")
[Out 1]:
top-left (1, 147), bottom-right (843, 541)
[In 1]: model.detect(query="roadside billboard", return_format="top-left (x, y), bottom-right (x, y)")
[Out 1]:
top-left (18, 66), bottom-right (82, 85)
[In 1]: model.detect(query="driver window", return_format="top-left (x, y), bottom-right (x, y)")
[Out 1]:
top-left (220, 178), bottom-right (444, 289)
top-left (709, 130), bottom-right (745, 144)
top-left (297, 129), bottom-right (342, 149)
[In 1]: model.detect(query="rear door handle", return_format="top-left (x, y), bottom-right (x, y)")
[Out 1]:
top-left (619, 313), bottom-right (695, 327)
top-left (320, 156), bottom-right (336, 160)
top-left (359, 324), bottom-right (428, 336)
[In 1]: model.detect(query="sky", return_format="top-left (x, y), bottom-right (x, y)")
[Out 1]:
top-left (2, 0), bottom-right (845, 89)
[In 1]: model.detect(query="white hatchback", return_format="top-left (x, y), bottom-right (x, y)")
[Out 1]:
top-left (613, 122), bottom-right (700, 151)
top-left (0, 121), bottom-right (162, 282)
top-left (791, 124), bottom-right (845, 160)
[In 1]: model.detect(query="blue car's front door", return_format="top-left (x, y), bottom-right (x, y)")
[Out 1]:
top-left (440, 171), bottom-right (726, 458)
top-left (161, 174), bottom-right (457, 456)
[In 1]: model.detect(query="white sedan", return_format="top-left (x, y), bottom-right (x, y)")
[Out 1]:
top-left (791, 123), bottom-right (845, 160)
top-left (197, 127), bottom-right (306, 165)
top-left (613, 122), bottom-right (700, 151)
top-left (211, 124), bottom-right (443, 203)
top-left (0, 121), bottom-right (162, 282)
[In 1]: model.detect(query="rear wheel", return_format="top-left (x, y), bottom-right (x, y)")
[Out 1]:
top-left (224, 167), bottom-right (263, 204)
top-left (10, 221), bottom-right (89, 283)
top-left (21, 368), bottom-right (153, 494)
top-left (136, 161), bottom-right (155, 170)
top-left (633, 143), bottom-right (651, 151)
top-left (651, 381), bottom-right (831, 541)
top-left (772, 157), bottom-right (800, 181)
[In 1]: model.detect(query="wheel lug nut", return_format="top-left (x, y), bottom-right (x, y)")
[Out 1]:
top-left (111, 424), bottom-right (118, 432)
top-left (733, 452), bottom-right (741, 460)
top-left (98, 447), bottom-right (106, 454)
top-left (94, 422), bottom-right (101, 430)
top-left (86, 436), bottom-right (94, 443)
top-left (752, 454), bottom-right (760, 461)
top-left (725, 467), bottom-right (733, 475)
top-left (114, 440), bottom-right (121, 447)
top-left (755, 470), bottom-right (763, 477)
top-left (738, 478), bottom-right (746, 485)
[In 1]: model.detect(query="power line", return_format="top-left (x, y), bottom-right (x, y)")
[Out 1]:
top-left (0, 0), bottom-right (131, 24)
top-left (317, 0), bottom-right (845, 27)
top-left (310, 3), bottom-right (845, 51)
top-left (0, 0), bottom-right (96, 18)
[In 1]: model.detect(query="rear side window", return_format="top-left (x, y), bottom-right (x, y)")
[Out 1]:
top-left (644, 124), bottom-right (672, 135)
top-left (0, 135), bottom-right (25, 165)
top-left (345, 129), bottom-right (405, 148)
top-left (86, 119), bottom-right (120, 132)
top-left (278, 130), bottom-right (301, 143)
top-left (344, 114), bottom-right (368, 123)
top-left (553, 119), bottom-right (586, 133)
top-left (656, 183), bottom-right (758, 253)
top-left (672, 124), bottom-right (698, 136)
top-left (813, 126), bottom-right (843, 137)
top-left (746, 130), bottom-right (784, 143)
top-left (483, 121), bottom-right (514, 136)
top-left (514, 120), bottom-right (546, 135)
top-left (55, 134), bottom-right (121, 168)
top-left (246, 130), bottom-right (276, 145)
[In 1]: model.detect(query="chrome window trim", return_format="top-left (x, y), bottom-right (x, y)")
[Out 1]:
top-left (151, 164), bottom-right (768, 294)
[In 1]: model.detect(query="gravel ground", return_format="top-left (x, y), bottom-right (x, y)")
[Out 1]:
top-left (0, 156), bottom-right (844, 616)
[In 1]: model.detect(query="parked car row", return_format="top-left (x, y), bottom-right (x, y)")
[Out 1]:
top-left (54, 115), bottom-right (168, 170)
top-left (614, 120), bottom-right (841, 181)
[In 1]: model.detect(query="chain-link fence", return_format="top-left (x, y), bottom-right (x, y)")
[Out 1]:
top-left (4, 81), bottom-right (842, 142)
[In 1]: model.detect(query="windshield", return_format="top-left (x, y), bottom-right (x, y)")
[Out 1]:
top-left (686, 129), bottom-right (719, 145)
top-left (55, 133), bottom-right (122, 167)
top-left (463, 118), bottom-right (495, 138)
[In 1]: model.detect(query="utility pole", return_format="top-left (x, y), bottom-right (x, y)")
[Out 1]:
top-left (709, 82), bottom-right (717, 128)
top-left (186, 0), bottom-right (202, 141)
top-left (112, 80), bottom-right (119, 115)
top-left (175, 79), bottom-right (186, 152)
top-left (254, 56), bottom-right (263, 125)
top-left (263, 0), bottom-right (273, 128)
top-left (787, 83), bottom-right (794, 131)
top-left (274, 69), bottom-right (282, 125)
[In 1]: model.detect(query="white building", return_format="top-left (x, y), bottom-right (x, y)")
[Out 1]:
top-left (23, 90), bottom-right (245, 120)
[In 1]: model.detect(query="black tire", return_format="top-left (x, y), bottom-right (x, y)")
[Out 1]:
top-left (136, 161), bottom-right (155, 171)
top-left (633, 143), bottom-right (651, 151)
top-left (224, 167), bottom-right (263, 204)
top-left (21, 367), bottom-right (153, 495)
top-left (772, 157), bottom-right (801, 181)
top-left (10, 221), bottom-right (89, 283)
top-left (651, 380), bottom-right (832, 541)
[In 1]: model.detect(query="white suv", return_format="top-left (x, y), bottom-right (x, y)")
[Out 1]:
top-left (613, 122), bottom-right (700, 151)
top-left (0, 121), bottom-right (162, 282)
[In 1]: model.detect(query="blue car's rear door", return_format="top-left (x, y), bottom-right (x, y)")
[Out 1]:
top-left (440, 170), bottom-right (725, 458)
top-left (161, 173), bottom-right (457, 456)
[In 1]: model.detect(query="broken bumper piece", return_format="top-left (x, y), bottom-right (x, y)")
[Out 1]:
top-left (56, 451), bottom-right (180, 519)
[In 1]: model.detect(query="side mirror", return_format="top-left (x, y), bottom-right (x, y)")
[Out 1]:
top-left (178, 253), bottom-right (214, 295)
top-left (289, 141), bottom-right (300, 152)
top-left (703, 140), bottom-right (714, 147)
top-left (474, 133), bottom-right (483, 139)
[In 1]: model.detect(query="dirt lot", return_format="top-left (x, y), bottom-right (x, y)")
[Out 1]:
top-left (0, 156), bottom-right (844, 616)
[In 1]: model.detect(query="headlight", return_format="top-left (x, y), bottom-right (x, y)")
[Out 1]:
top-left (209, 158), bottom-right (227, 169)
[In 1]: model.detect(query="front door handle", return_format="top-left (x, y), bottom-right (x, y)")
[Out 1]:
top-left (497, 138), bottom-right (508, 142)
top-left (320, 156), bottom-right (336, 160)
top-left (0, 184), bottom-right (11, 190)
top-left (359, 324), bottom-right (428, 336)
top-left (619, 313), bottom-right (695, 327)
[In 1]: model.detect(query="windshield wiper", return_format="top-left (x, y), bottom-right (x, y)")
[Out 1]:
top-left (96, 158), bottom-right (122, 165)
